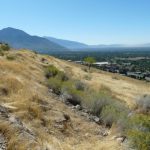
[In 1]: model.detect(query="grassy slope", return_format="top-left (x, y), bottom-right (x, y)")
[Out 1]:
top-left (0, 49), bottom-right (149, 149)
top-left (53, 59), bottom-right (150, 107)
top-left (0, 50), bottom-right (122, 150)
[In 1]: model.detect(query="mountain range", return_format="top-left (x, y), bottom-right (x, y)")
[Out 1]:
top-left (0, 27), bottom-right (150, 52)
top-left (0, 27), bottom-right (67, 52)
top-left (44, 36), bottom-right (89, 49)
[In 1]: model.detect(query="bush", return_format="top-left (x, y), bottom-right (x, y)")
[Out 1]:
top-left (6, 55), bottom-right (16, 60)
top-left (91, 96), bottom-right (111, 116)
top-left (47, 78), bottom-right (62, 95)
top-left (84, 74), bottom-right (92, 80)
top-left (61, 81), bottom-right (83, 105)
top-left (101, 105), bottom-right (120, 127)
top-left (66, 89), bottom-right (82, 105)
top-left (55, 71), bottom-right (69, 81)
top-left (45, 65), bottom-right (60, 78)
top-left (28, 104), bottom-right (42, 119)
top-left (127, 115), bottom-right (150, 150)
top-left (100, 103), bottom-right (128, 128)
top-left (136, 95), bottom-right (150, 114)
top-left (75, 80), bottom-right (85, 91)
top-left (82, 67), bottom-right (88, 72)
top-left (0, 49), bottom-right (4, 56)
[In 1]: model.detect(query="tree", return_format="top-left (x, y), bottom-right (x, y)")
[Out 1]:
top-left (84, 57), bottom-right (96, 71)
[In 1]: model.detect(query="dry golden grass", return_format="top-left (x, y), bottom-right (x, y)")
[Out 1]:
top-left (50, 58), bottom-right (150, 107)
top-left (0, 49), bottom-right (140, 149)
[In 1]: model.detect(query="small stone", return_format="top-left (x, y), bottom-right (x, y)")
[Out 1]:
top-left (75, 105), bottom-right (81, 110)
top-left (116, 136), bottom-right (126, 143)
top-left (93, 116), bottom-right (100, 123)
top-left (102, 131), bottom-right (108, 136)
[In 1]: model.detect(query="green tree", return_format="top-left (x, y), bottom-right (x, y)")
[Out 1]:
top-left (84, 57), bottom-right (96, 71)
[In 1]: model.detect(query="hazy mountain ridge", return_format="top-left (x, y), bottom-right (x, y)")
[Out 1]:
top-left (0, 27), bottom-right (67, 52)
top-left (44, 36), bottom-right (89, 49)
top-left (0, 27), bottom-right (150, 52)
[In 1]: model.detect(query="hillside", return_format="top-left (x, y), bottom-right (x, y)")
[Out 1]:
top-left (0, 28), bottom-right (67, 52)
top-left (44, 36), bottom-right (89, 49)
top-left (0, 48), bottom-right (150, 149)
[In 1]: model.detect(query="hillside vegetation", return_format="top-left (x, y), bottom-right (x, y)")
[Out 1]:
top-left (0, 48), bottom-right (150, 150)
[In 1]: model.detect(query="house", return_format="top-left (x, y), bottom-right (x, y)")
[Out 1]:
top-left (127, 72), bottom-right (144, 79)
top-left (145, 77), bottom-right (150, 82)
top-left (93, 62), bottom-right (109, 67)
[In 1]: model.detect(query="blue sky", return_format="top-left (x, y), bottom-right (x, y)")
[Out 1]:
top-left (0, 0), bottom-right (150, 45)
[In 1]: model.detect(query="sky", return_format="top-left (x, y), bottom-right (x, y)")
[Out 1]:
top-left (0, 0), bottom-right (150, 45)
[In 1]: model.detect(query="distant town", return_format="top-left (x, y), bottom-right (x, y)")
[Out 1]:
top-left (73, 59), bottom-right (150, 82)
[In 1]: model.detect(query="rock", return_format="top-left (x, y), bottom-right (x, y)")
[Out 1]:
top-left (112, 135), bottom-right (126, 143)
top-left (102, 131), bottom-right (108, 136)
top-left (82, 109), bottom-right (89, 113)
top-left (93, 116), bottom-right (100, 123)
top-left (75, 105), bottom-right (81, 110)
top-left (89, 115), bottom-right (100, 123)
top-left (116, 136), bottom-right (126, 143)
top-left (0, 105), bottom-right (9, 118)
top-left (80, 112), bottom-right (89, 118)
top-left (0, 134), bottom-right (7, 150)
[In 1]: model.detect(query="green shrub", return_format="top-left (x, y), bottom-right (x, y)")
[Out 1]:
top-left (127, 115), bottom-right (150, 150)
top-left (101, 105), bottom-right (120, 127)
top-left (91, 96), bottom-right (111, 116)
top-left (0, 49), bottom-right (4, 56)
top-left (47, 78), bottom-right (62, 95)
top-left (6, 55), bottom-right (16, 60)
top-left (136, 95), bottom-right (150, 114)
top-left (45, 65), bottom-right (60, 78)
top-left (61, 81), bottom-right (83, 105)
top-left (75, 80), bottom-right (85, 91)
top-left (55, 71), bottom-right (69, 81)
top-left (100, 104), bottom-right (128, 127)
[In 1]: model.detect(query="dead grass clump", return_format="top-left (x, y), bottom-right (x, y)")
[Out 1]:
top-left (6, 54), bottom-right (16, 61)
top-left (135, 95), bottom-right (150, 114)
top-left (81, 67), bottom-right (88, 72)
top-left (99, 85), bottom-right (112, 94)
top-left (27, 104), bottom-right (43, 120)
top-left (0, 86), bottom-right (9, 96)
top-left (0, 121), bottom-right (27, 150)
top-left (45, 65), bottom-right (60, 78)
top-left (0, 77), bottom-right (23, 95)
top-left (75, 80), bottom-right (86, 91)
top-left (84, 74), bottom-right (92, 80)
